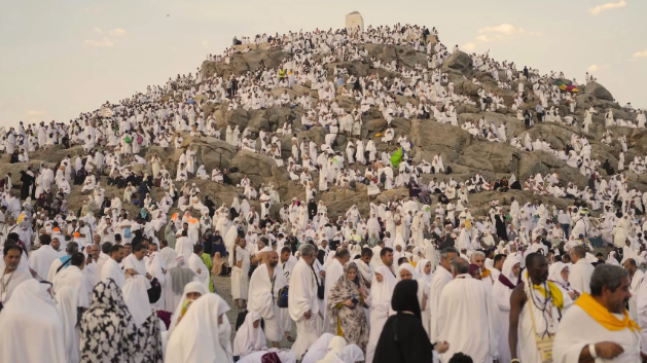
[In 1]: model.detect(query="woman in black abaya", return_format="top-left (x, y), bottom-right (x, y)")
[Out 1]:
top-left (495, 213), bottom-right (508, 241)
top-left (373, 280), bottom-right (448, 363)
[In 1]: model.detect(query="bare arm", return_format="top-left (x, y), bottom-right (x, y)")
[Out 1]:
top-left (509, 284), bottom-right (526, 361)
top-left (577, 346), bottom-right (595, 363)
top-left (577, 342), bottom-right (625, 363)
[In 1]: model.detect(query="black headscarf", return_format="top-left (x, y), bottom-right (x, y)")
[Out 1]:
top-left (374, 280), bottom-right (433, 363)
top-left (391, 279), bottom-right (421, 321)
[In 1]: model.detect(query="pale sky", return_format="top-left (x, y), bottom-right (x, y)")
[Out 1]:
top-left (1, 0), bottom-right (646, 127)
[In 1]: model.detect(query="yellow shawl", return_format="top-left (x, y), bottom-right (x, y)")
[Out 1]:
top-left (481, 268), bottom-right (491, 279)
top-left (527, 271), bottom-right (564, 310)
top-left (575, 293), bottom-right (640, 332)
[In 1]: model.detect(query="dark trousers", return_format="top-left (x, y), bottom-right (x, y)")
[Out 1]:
top-left (537, 112), bottom-right (545, 122)
top-left (561, 223), bottom-right (570, 240)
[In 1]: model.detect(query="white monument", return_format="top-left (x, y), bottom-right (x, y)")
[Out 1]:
top-left (345, 11), bottom-right (364, 32)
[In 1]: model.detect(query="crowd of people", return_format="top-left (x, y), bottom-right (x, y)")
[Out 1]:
top-left (0, 21), bottom-right (646, 363)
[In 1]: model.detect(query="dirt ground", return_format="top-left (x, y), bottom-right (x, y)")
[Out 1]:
top-left (213, 274), bottom-right (297, 349)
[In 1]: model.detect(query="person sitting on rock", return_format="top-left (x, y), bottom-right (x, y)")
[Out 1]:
top-left (380, 127), bottom-right (394, 144)
top-left (196, 165), bottom-right (209, 180)
top-left (211, 168), bottom-right (224, 183)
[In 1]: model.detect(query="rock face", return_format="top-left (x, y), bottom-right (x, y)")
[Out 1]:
top-left (182, 136), bottom-right (238, 171)
top-left (228, 151), bottom-right (289, 186)
top-left (442, 51), bottom-right (473, 72)
top-left (584, 81), bottom-right (614, 102)
top-left (6, 37), bottom-right (643, 222)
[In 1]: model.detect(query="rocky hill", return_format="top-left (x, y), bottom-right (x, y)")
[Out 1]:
top-left (3, 32), bottom-right (646, 224)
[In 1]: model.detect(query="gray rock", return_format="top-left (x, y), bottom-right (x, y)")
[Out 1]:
top-left (583, 81), bottom-right (614, 102)
top-left (441, 51), bottom-right (473, 72)
top-left (228, 150), bottom-right (289, 186)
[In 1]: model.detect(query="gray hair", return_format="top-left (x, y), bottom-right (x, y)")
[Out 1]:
top-left (590, 264), bottom-right (628, 296)
top-left (450, 257), bottom-right (469, 275)
top-left (66, 241), bottom-right (79, 254)
top-left (471, 251), bottom-right (485, 261)
top-left (440, 247), bottom-right (459, 259)
top-left (299, 243), bottom-right (316, 257)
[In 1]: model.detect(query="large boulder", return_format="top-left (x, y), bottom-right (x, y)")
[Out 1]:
top-left (242, 49), bottom-right (289, 71)
top-left (363, 118), bottom-right (388, 139)
top-left (519, 123), bottom-right (576, 149)
top-left (395, 46), bottom-right (428, 69)
top-left (442, 51), bottom-right (473, 72)
top-left (223, 108), bottom-right (250, 129)
top-left (468, 190), bottom-right (573, 216)
top-left (584, 81), bottom-right (614, 102)
top-left (247, 110), bottom-right (271, 133)
top-left (459, 141), bottom-right (518, 175)
top-left (319, 186), bottom-right (409, 218)
top-left (364, 44), bottom-right (398, 64)
top-left (628, 129), bottom-right (647, 156)
top-left (201, 60), bottom-right (218, 79)
top-left (325, 62), bottom-right (370, 78)
top-left (228, 151), bottom-right (289, 186)
top-left (280, 127), bottom-right (326, 153)
top-left (414, 120), bottom-right (471, 153)
top-left (181, 136), bottom-right (238, 171)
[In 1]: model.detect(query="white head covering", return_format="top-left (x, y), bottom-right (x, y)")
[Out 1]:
top-left (165, 293), bottom-right (231, 363)
top-left (500, 255), bottom-right (521, 286)
top-left (396, 263), bottom-right (419, 282)
top-left (0, 280), bottom-right (66, 363)
top-left (316, 336), bottom-right (347, 363)
top-left (415, 258), bottom-right (432, 285)
top-left (548, 261), bottom-right (569, 287)
top-left (233, 310), bottom-right (267, 357)
top-left (168, 281), bottom-right (209, 336)
top-left (371, 265), bottom-right (397, 305)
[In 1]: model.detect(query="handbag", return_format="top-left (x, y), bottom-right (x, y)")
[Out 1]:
top-left (311, 265), bottom-right (325, 299)
top-left (147, 278), bottom-right (162, 304)
top-left (528, 290), bottom-right (555, 363)
top-left (277, 285), bottom-right (289, 308)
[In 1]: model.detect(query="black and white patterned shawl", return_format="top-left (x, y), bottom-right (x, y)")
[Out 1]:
top-left (80, 279), bottom-right (161, 363)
